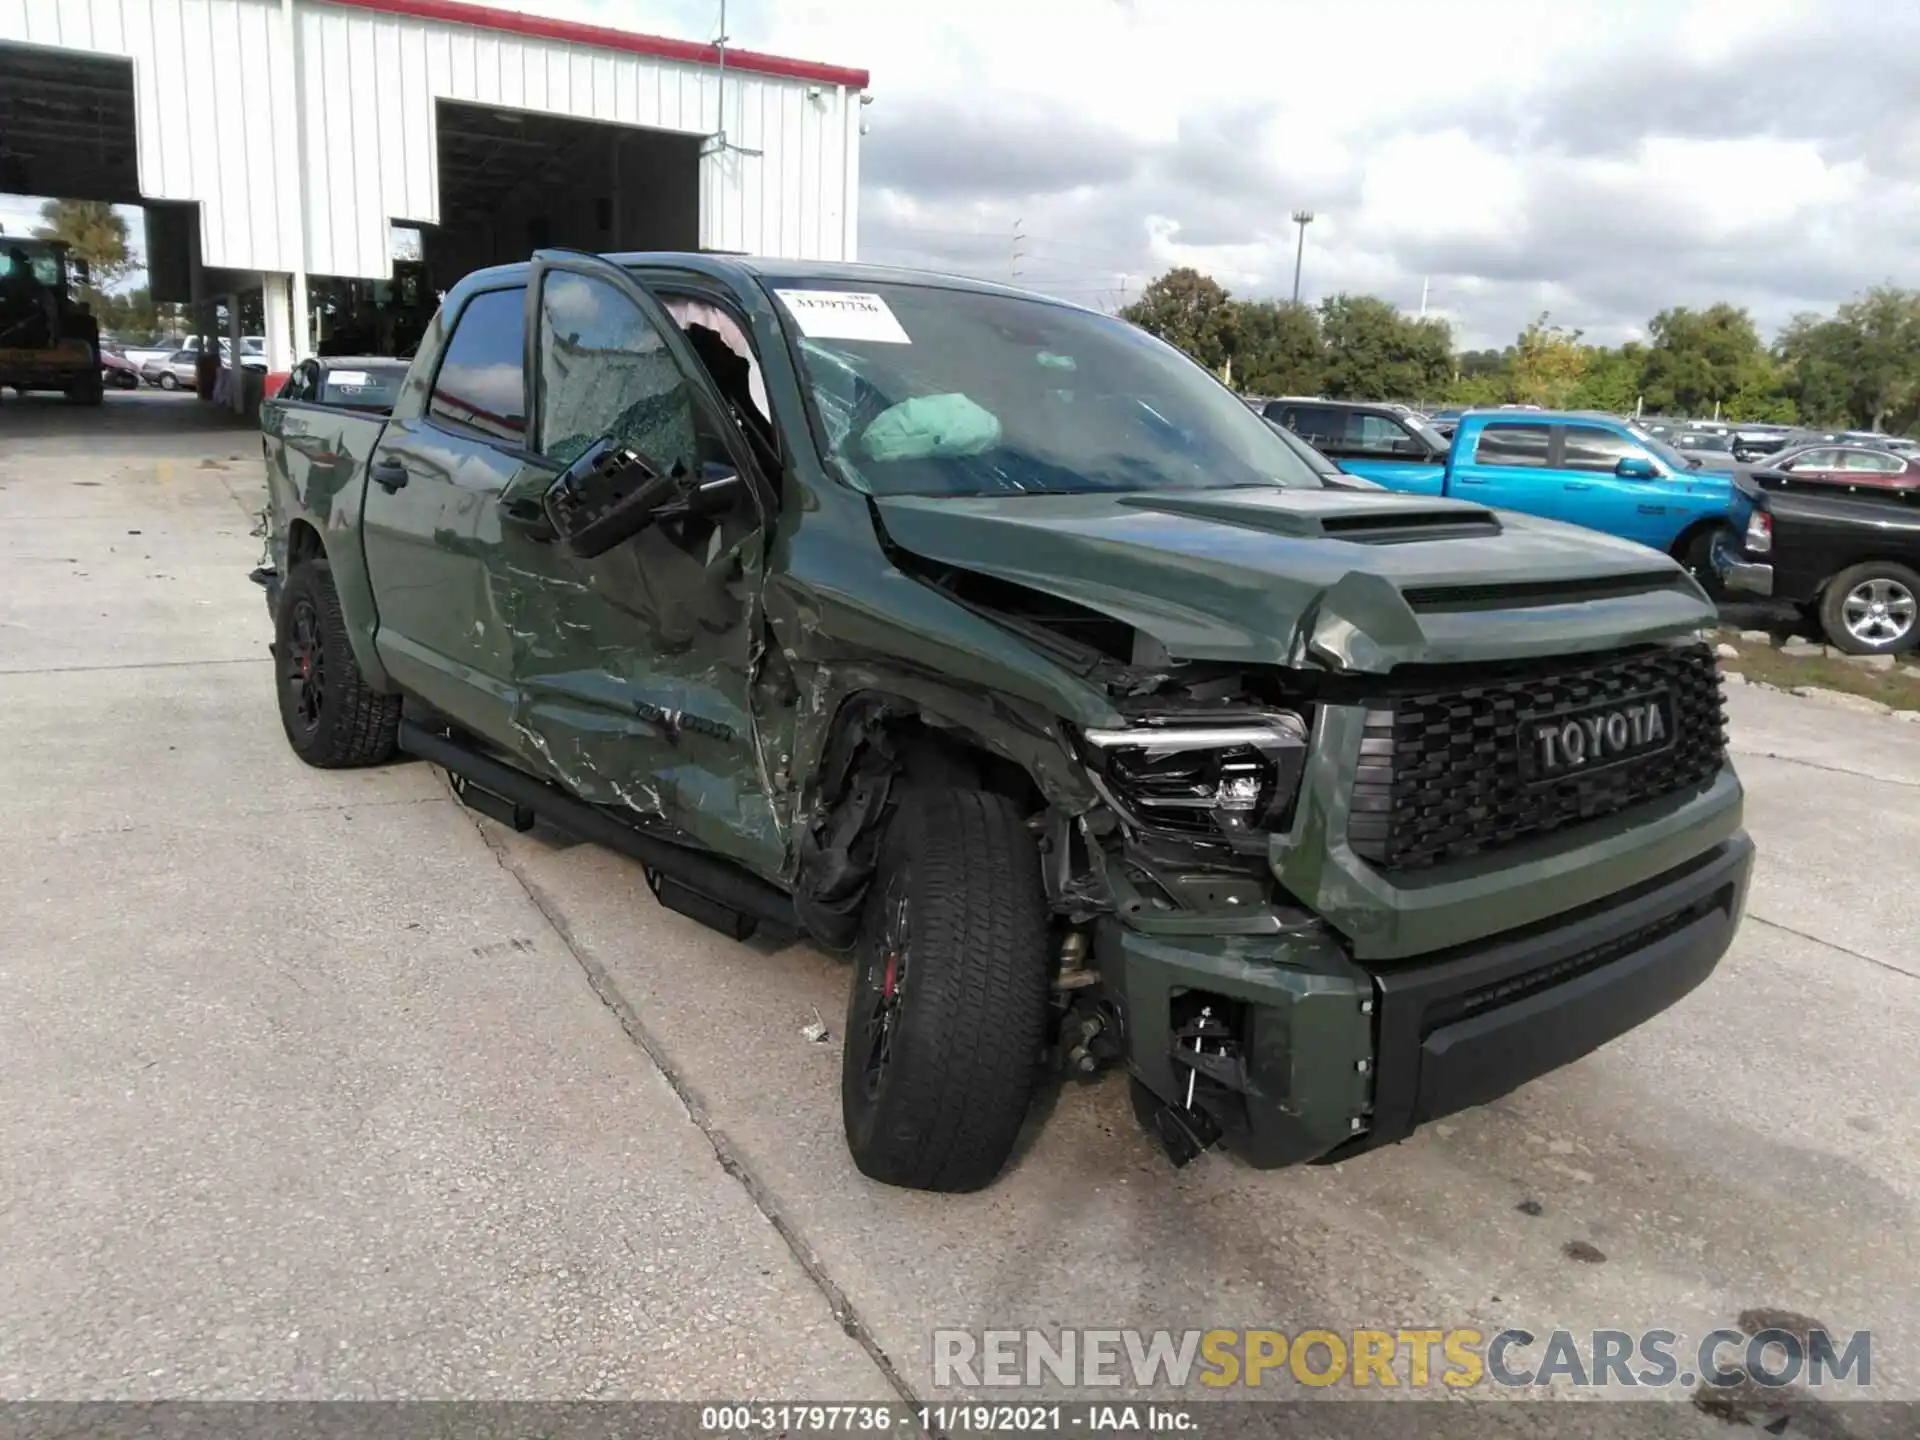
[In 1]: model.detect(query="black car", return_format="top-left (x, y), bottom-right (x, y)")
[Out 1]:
top-left (1729, 425), bottom-right (1793, 463)
top-left (1718, 464), bottom-right (1920, 655)
top-left (1260, 397), bottom-right (1449, 467)
top-left (1259, 415), bottom-right (1383, 490)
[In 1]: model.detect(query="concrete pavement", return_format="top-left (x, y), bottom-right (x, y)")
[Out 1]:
top-left (2, 392), bottom-right (1915, 1430)
top-left (0, 394), bottom-right (891, 1400)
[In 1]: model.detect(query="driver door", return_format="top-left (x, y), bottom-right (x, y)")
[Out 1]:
top-left (488, 252), bottom-right (785, 877)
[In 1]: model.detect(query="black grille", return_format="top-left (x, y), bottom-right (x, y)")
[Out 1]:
top-left (1348, 644), bottom-right (1726, 872)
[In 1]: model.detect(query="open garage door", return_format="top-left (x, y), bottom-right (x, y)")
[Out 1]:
top-left (0, 43), bottom-right (139, 205)
top-left (425, 101), bottom-right (702, 288)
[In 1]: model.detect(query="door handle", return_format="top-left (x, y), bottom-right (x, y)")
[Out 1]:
top-left (1637, 503), bottom-right (1666, 514)
top-left (370, 457), bottom-right (409, 493)
top-left (1452, 475), bottom-right (1486, 485)
top-left (1564, 481), bottom-right (1595, 491)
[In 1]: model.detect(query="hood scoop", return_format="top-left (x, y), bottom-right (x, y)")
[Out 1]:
top-left (1116, 489), bottom-right (1501, 543)
top-left (1318, 510), bottom-right (1503, 544)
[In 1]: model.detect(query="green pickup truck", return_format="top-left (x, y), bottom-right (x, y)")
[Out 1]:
top-left (256, 250), bottom-right (1752, 1192)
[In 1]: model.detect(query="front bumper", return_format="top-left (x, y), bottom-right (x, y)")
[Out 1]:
top-left (1107, 832), bottom-right (1752, 1169)
top-left (1713, 534), bottom-right (1773, 597)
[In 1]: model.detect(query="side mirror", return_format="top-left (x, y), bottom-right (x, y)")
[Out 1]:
top-left (71, 257), bottom-right (92, 287)
top-left (542, 438), bottom-right (681, 559)
top-left (1388, 436), bottom-right (1428, 458)
top-left (1615, 455), bottom-right (1658, 480)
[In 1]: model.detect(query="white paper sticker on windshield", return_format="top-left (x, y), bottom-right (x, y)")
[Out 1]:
top-left (329, 370), bottom-right (370, 387)
top-left (774, 290), bottom-right (911, 344)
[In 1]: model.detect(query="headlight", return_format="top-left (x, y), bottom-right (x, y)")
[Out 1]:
top-left (1080, 714), bottom-right (1310, 844)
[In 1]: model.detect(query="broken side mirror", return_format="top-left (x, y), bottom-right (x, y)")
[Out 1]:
top-left (541, 437), bottom-right (682, 559)
top-left (655, 461), bottom-right (745, 522)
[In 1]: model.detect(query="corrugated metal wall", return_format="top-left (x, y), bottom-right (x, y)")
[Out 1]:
top-left (0, 0), bottom-right (862, 277)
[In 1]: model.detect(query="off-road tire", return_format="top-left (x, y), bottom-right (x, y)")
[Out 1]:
top-left (841, 786), bottom-right (1050, 1192)
top-left (274, 560), bottom-right (402, 767)
top-left (1817, 561), bottom-right (1920, 656)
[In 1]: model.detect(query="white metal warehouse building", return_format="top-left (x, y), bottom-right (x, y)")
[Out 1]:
top-left (0, 0), bottom-right (869, 376)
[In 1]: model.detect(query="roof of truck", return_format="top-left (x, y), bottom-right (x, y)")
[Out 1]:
top-left (451, 253), bottom-right (1102, 312)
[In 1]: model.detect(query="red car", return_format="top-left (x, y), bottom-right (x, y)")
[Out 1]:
top-left (1753, 444), bottom-right (1919, 491)
top-left (98, 345), bottom-right (142, 390)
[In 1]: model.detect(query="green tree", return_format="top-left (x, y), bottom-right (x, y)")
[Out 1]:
top-left (1639, 303), bottom-right (1768, 415)
top-left (1721, 356), bottom-right (1797, 424)
top-left (1119, 267), bottom-right (1238, 372)
top-left (1835, 286), bottom-right (1920, 432)
top-left (32, 198), bottom-right (138, 293)
top-left (1774, 291), bottom-right (1920, 431)
top-left (1318, 294), bottom-right (1452, 400)
top-left (1509, 313), bottom-right (1588, 408)
top-left (1446, 372), bottom-right (1509, 407)
top-left (1565, 342), bottom-right (1645, 414)
top-left (1232, 299), bottom-right (1323, 395)
top-left (1776, 314), bottom-right (1858, 426)
top-left (1457, 348), bottom-right (1508, 379)
top-left (90, 286), bottom-right (188, 343)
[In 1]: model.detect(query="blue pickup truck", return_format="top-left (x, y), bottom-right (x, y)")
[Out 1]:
top-left (1263, 400), bottom-right (1737, 577)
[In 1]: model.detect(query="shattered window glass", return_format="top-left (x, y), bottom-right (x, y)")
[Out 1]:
top-left (536, 271), bottom-right (698, 477)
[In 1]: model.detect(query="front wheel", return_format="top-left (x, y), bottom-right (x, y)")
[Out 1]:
top-left (1675, 528), bottom-right (1724, 600)
top-left (158, 372), bottom-right (178, 391)
top-left (274, 560), bottom-right (402, 767)
top-left (841, 786), bottom-right (1051, 1192)
top-left (1819, 562), bottom-right (1920, 656)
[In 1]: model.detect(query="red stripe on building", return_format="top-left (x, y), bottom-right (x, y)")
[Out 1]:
top-left (324, 0), bottom-right (870, 90)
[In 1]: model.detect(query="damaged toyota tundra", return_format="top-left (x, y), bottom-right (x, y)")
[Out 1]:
top-left (255, 251), bottom-right (1752, 1193)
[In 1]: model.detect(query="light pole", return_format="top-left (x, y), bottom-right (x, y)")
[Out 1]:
top-left (1290, 210), bottom-right (1315, 305)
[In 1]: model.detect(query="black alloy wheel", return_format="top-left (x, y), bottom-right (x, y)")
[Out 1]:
top-left (284, 596), bottom-right (326, 736)
top-left (857, 870), bottom-right (913, 1100)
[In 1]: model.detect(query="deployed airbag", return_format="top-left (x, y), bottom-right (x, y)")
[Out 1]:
top-left (861, 393), bottom-right (1002, 462)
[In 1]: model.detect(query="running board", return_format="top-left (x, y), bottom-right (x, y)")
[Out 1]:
top-left (400, 720), bottom-right (796, 939)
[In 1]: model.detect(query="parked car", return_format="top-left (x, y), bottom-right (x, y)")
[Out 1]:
top-left (99, 345), bottom-right (142, 390)
top-left (229, 336), bottom-right (269, 371)
top-left (1749, 444), bottom-right (1920, 489)
top-left (254, 251), bottom-right (1750, 1192)
top-left (1267, 402), bottom-right (1737, 582)
top-left (1671, 430), bottom-right (1738, 470)
top-left (1259, 398), bottom-right (1452, 490)
top-left (1258, 415), bottom-right (1382, 489)
top-left (1718, 463), bottom-right (1920, 655)
top-left (141, 349), bottom-right (200, 389)
top-left (274, 355), bottom-right (409, 411)
top-left (1730, 426), bottom-right (1793, 463)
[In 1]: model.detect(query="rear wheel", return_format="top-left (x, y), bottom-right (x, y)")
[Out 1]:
top-left (1818, 562), bottom-right (1920, 655)
top-left (841, 786), bottom-right (1050, 1192)
top-left (67, 374), bottom-right (103, 406)
top-left (274, 560), bottom-right (402, 767)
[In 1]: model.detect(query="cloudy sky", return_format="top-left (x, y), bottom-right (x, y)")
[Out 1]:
top-left (607, 0), bottom-right (1920, 348)
top-left (6, 0), bottom-right (1914, 349)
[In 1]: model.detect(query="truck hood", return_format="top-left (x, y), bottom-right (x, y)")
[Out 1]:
top-left (875, 486), bottom-right (1715, 672)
